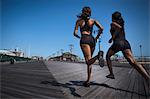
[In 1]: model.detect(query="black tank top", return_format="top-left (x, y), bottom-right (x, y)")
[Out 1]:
top-left (110, 24), bottom-right (126, 42)
top-left (80, 19), bottom-right (93, 33)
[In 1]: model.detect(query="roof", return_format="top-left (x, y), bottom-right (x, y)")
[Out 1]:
top-left (0, 49), bottom-right (16, 56)
top-left (62, 52), bottom-right (78, 57)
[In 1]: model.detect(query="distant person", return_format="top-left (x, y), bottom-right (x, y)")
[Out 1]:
top-left (106, 11), bottom-right (150, 82)
top-left (73, 6), bottom-right (104, 87)
top-left (10, 57), bottom-right (15, 64)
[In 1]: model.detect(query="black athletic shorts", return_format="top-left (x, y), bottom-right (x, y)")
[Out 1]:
top-left (109, 40), bottom-right (131, 53)
top-left (80, 34), bottom-right (96, 48)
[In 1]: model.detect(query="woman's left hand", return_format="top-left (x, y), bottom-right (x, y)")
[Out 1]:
top-left (95, 38), bottom-right (98, 43)
top-left (108, 38), bottom-right (112, 43)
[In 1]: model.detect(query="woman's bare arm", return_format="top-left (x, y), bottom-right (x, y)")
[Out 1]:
top-left (112, 22), bottom-right (122, 28)
top-left (109, 22), bottom-right (120, 42)
top-left (94, 20), bottom-right (104, 40)
top-left (73, 20), bottom-right (80, 39)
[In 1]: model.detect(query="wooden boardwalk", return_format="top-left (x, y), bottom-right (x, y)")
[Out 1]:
top-left (1, 61), bottom-right (150, 99)
top-left (1, 61), bottom-right (68, 99)
top-left (44, 61), bottom-right (150, 99)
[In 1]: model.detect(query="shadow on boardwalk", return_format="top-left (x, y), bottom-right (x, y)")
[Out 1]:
top-left (40, 80), bottom-right (82, 97)
top-left (40, 80), bottom-right (147, 97)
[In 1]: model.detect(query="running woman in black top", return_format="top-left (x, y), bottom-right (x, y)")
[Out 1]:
top-left (73, 7), bottom-right (104, 87)
top-left (106, 11), bottom-right (150, 82)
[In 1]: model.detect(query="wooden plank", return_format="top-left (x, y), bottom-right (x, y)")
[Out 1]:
top-left (80, 67), bottom-right (124, 98)
top-left (143, 74), bottom-right (150, 98)
top-left (98, 68), bottom-right (128, 99)
top-left (1, 61), bottom-right (68, 99)
top-left (114, 68), bottom-right (134, 98)
top-left (138, 74), bottom-right (147, 99)
top-left (74, 66), bottom-right (109, 98)
top-left (3, 61), bottom-right (146, 99)
top-left (108, 68), bottom-right (130, 98)
top-left (124, 69), bottom-right (137, 99)
top-left (2, 82), bottom-right (65, 98)
top-left (1, 86), bottom-right (55, 98)
top-left (132, 71), bottom-right (140, 99)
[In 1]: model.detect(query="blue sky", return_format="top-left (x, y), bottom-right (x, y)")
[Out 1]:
top-left (1, 0), bottom-right (150, 58)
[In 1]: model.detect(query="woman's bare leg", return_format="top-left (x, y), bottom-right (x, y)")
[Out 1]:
top-left (86, 55), bottom-right (98, 66)
top-left (86, 45), bottom-right (107, 66)
top-left (86, 47), bottom-right (98, 66)
top-left (123, 49), bottom-right (150, 81)
top-left (80, 44), bottom-right (92, 83)
top-left (106, 48), bottom-right (116, 79)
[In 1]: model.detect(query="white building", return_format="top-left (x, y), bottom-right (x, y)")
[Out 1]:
top-left (0, 50), bottom-right (16, 56)
top-left (0, 49), bottom-right (24, 57)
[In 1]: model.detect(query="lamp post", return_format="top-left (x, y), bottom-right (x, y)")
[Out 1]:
top-left (60, 49), bottom-right (64, 55)
top-left (69, 44), bottom-right (74, 61)
top-left (60, 49), bottom-right (64, 61)
top-left (57, 51), bottom-right (59, 56)
top-left (139, 45), bottom-right (142, 62)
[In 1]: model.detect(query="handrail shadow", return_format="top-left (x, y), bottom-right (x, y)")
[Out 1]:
top-left (70, 81), bottom-right (147, 97)
top-left (40, 80), bottom-right (81, 97)
top-left (41, 80), bottom-right (148, 97)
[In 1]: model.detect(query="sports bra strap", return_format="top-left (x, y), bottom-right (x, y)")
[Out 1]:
top-left (80, 19), bottom-right (93, 33)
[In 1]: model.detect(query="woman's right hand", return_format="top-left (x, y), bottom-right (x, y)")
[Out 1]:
top-left (95, 38), bottom-right (98, 43)
top-left (109, 38), bottom-right (112, 43)
top-left (74, 33), bottom-right (80, 39)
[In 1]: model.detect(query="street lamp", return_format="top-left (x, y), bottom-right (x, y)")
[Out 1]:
top-left (57, 51), bottom-right (59, 56)
top-left (139, 45), bottom-right (142, 61)
top-left (69, 44), bottom-right (74, 61)
top-left (60, 49), bottom-right (64, 55)
top-left (69, 44), bottom-right (73, 54)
